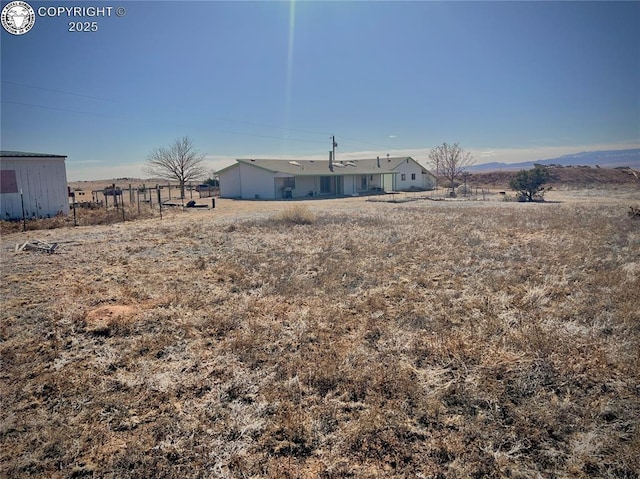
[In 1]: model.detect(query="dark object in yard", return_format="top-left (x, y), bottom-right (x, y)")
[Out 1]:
top-left (103, 187), bottom-right (122, 196)
top-left (185, 200), bottom-right (207, 208)
top-left (628, 206), bottom-right (640, 219)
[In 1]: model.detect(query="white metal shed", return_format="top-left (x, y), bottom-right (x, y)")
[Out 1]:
top-left (0, 151), bottom-right (69, 220)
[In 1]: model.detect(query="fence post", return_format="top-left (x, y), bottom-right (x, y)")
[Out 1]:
top-left (111, 184), bottom-right (118, 211)
top-left (157, 186), bottom-right (162, 220)
top-left (20, 189), bottom-right (26, 232)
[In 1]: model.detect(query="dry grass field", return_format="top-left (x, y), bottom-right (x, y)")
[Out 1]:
top-left (1, 189), bottom-right (639, 478)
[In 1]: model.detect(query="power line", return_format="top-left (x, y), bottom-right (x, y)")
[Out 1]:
top-left (1, 100), bottom-right (109, 117)
top-left (215, 117), bottom-right (329, 137)
top-left (3, 91), bottom-right (396, 153)
top-left (213, 117), bottom-right (392, 151)
top-left (337, 139), bottom-right (392, 153)
top-left (3, 100), bottom-right (329, 145)
top-left (337, 134), bottom-right (391, 150)
top-left (1, 80), bottom-right (115, 102)
top-left (2, 81), bottom-right (397, 151)
top-left (216, 129), bottom-right (328, 145)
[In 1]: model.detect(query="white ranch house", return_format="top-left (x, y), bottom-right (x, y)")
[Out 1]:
top-left (218, 157), bottom-right (436, 200)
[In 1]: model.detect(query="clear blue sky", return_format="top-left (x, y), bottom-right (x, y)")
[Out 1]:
top-left (2, 1), bottom-right (639, 180)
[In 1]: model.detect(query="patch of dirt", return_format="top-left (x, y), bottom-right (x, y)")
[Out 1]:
top-left (85, 305), bottom-right (139, 335)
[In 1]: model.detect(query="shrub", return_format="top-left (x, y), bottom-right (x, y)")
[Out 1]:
top-left (510, 166), bottom-right (550, 202)
top-left (275, 205), bottom-right (316, 225)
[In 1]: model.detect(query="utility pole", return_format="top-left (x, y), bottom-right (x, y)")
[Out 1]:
top-left (330, 135), bottom-right (337, 171)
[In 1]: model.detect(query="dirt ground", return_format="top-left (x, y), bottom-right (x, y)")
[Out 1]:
top-left (1, 188), bottom-right (639, 478)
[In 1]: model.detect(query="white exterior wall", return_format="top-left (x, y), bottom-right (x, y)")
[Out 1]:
top-left (219, 165), bottom-right (242, 198)
top-left (238, 163), bottom-right (276, 199)
top-left (368, 174), bottom-right (382, 189)
top-left (292, 176), bottom-right (316, 198)
top-left (393, 159), bottom-right (434, 190)
top-left (0, 157), bottom-right (69, 219)
top-left (422, 172), bottom-right (437, 189)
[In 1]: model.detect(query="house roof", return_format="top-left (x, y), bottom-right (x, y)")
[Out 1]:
top-left (224, 157), bottom-right (433, 177)
top-left (1, 151), bottom-right (67, 158)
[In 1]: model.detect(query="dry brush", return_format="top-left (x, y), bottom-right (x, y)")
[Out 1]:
top-left (1, 195), bottom-right (639, 478)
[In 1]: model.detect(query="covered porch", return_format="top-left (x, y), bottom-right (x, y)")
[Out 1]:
top-left (274, 172), bottom-right (397, 199)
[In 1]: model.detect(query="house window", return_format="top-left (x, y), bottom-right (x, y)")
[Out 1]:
top-left (283, 177), bottom-right (295, 188)
top-left (361, 175), bottom-right (367, 190)
top-left (401, 174), bottom-right (406, 181)
top-left (411, 173), bottom-right (416, 180)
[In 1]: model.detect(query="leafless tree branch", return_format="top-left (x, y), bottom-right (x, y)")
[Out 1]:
top-left (428, 142), bottom-right (474, 193)
top-left (143, 136), bottom-right (207, 198)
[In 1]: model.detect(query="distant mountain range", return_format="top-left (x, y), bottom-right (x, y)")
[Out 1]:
top-left (468, 148), bottom-right (640, 172)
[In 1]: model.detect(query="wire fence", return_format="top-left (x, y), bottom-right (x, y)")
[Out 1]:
top-left (70, 182), bottom-right (218, 211)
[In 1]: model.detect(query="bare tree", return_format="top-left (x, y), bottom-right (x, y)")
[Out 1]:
top-left (428, 142), bottom-right (474, 194)
top-left (143, 136), bottom-right (207, 198)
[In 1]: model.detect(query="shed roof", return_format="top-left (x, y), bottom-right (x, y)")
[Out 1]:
top-left (226, 157), bottom-right (432, 177)
top-left (1, 151), bottom-right (67, 158)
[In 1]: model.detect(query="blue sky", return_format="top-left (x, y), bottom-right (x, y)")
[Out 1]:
top-left (2, 1), bottom-right (639, 181)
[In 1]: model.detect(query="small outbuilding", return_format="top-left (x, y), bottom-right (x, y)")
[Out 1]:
top-left (218, 156), bottom-right (436, 200)
top-left (0, 151), bottom-right (69, 220)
